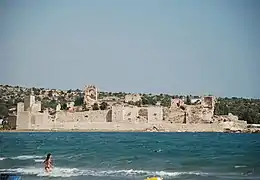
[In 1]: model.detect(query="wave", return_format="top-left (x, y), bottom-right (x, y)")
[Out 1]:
top-left (0, 155), bottom-right (44, 162)
top-left (10, 155), bottom-right (44, 160)
top-left (234, 165), bottom-right (247, 168)
top-left (0, 167), bottom-right (208, 178)
top-left (34, 159), bottom-right (44, 162)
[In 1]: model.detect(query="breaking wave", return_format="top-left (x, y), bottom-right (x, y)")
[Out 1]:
top-left (9, 155), bottom-right (44, 160)
top-left (34, 159), bottom-right (44, 162)
top-left (234, 165), bottom-right (247, 168)
top-left (0, 155), bottom-right (44, 163)
top-left (0, 167), bottom-right (208, 178)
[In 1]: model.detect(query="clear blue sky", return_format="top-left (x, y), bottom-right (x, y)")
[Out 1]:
top-left (1, 0), bottom-right (259, 98)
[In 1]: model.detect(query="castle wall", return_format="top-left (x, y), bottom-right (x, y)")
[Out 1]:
top-left (87, 110), bottom-right (109, 122)
top-left (112, 106), bottom-right (124, 122)
top-left (17, 102), bottom-right (24, 113)
top-left (148, 106), bottom-right (163, 123)
top-left (167, 110), bottom-right (185, 123)
top-left (56, 110), bottom-right (109, 123)
top-left (123, 106), bottom-right (139, 123)
top-left (31, 113), bottom-right (50, 129)
top-left (186, 105), bottom-right (213, 123)
top-left (137, 108), bottom-right (148, 123)
top-left (16, 111), bottom-right (31, 130)
top-left (31, 102), bottom-right (41, 113)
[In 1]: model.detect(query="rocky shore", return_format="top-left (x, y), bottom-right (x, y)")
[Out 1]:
top-left (224, 128), bottom-right (260, 134)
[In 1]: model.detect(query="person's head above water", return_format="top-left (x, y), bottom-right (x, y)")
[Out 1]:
top-left (45, 153), bottom-right (52, 161)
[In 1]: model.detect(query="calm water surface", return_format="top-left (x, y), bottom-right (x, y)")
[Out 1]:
top-left (0, 132), bottom-right (260, 180)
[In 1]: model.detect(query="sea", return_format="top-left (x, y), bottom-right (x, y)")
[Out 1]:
top-left (0, 132), bottom-right (260, 180)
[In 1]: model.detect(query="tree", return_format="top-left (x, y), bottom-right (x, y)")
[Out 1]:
top-left (48, 100), bottom-right (57, 109)
top-left (161, 96), bottom-right (171, 107)
top-left (0, 104), bottom-right (8, 117)
top-left (35, 96), bottom-right (41, 102)
top-left (92, 103), bottom-right (99, 110)
top-left (223, 105), bottom-right (230, 115)
top-left (141, 96), bottom-right (156, 106)
top-left (127, 101), bottom-right (141, 107)
top-left (141, 96), bottom-right (149, 105)
top-left (61, 103), bottom-right (68, 110)
top-left (48, 90), bottom-right (53, 98)
top-left (74, 97), bottom-right (84, 106)
top-left (134, 101), bottom-right (142, 107)
top-left (214, 97), bottom-right (260, 124)
top-left (100, 102), bottom-right (108, 110)
top-left (32, 87), bottom-right (40, 95)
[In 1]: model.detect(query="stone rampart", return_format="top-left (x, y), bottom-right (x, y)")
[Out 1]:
top-left (17, 111), bottom-right (31, 129)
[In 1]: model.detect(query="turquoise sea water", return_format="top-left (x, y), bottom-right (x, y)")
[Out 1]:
top-left (0, 132), bottom-right (260, 180)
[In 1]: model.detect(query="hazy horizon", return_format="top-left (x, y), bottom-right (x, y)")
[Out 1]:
top-left (1, 0), bottom-right (260, 98)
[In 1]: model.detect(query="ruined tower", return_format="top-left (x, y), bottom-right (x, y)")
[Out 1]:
top-left (84, 85), bottom-right (98, 106)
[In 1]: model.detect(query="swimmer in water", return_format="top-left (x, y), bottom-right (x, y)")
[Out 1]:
top-left (43, 153), bottom-right (53, 173)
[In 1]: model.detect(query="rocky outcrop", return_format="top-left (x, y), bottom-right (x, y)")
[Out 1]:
top-left (224, 128), bottom-right (260, 133)
top-left (144, 125), bottom-right (165, 132)
top-left (212, 113), bottom-right (247, 131)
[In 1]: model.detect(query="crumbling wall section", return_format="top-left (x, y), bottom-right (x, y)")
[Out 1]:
top-left (137, 108), bottom-right (148, 123)
top-left (166, 106), bottom-right (186, 123)
top-left (148, 106), bottom-right (163, 123)
top-left (123, 106), bottom-right (139, 123)
top-left (186, 105), bottom-right (214, 123)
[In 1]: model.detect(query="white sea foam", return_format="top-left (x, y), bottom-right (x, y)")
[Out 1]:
top-left (34, 159), bottom-right (44, 163)
top-left (0, 157), bottom-right (5, 161)
top-left (10, 155), bottom-right (44, 160)
top-left (0, 167), bottom-right (208, 178)
top-left (234, 165), bottom-right (247, 168)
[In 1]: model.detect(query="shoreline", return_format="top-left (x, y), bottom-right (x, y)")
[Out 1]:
top-left (0, 129), bottom-right (258, 133)
top-left (1, 122), bottom-right (259, 133)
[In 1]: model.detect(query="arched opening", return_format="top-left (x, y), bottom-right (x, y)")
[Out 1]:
top-left (106, 110), bottom-right (112, 122)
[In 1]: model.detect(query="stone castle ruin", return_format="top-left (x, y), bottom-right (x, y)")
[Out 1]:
top-left (6, 85), bottom-right (248, 132)
top-left (165, 96), bottom-right (217, 124)
top-left (13, 85), bottom-right (163, 131)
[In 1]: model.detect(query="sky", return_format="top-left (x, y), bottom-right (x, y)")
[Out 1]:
top-left (0, 0), bottom-right (259, 98)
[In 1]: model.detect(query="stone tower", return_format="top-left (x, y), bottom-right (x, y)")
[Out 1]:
top-left (24, 95), bottom-right (36, 111)
top-left (84, 85), bottom-right (98, 106)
